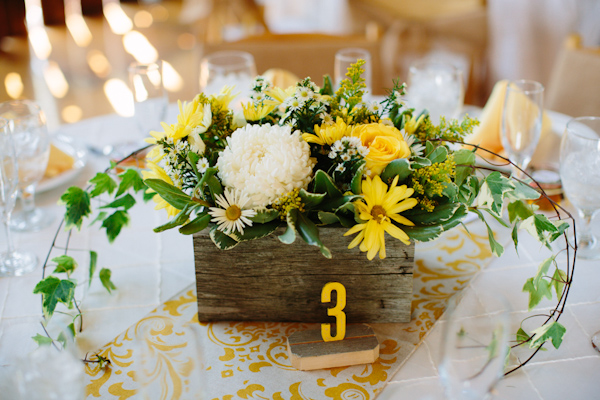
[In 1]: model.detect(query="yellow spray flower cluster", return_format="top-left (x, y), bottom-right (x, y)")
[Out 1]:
top-left (272, 188), bottom-right (305, 219)
top-left (410, 155), bottom-right (456, 212)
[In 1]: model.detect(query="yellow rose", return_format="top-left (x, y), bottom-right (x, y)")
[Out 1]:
top-left (352, 123), bottom-right (411, 175)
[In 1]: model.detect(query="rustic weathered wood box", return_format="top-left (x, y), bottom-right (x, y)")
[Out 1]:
top-left (193, 226), bottom-right (414, 323)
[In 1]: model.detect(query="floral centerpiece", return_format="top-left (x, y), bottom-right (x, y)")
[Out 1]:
top-left (141, 61), bottom-right (484, 259)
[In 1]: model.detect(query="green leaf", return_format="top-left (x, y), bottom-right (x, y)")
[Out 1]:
top-left (206, 175), bottom-right (224, 198)
top-left (380, 159), bottom-right (411, 184)
top-left (425, 143), bottom-right (448, 164)
top-left (453, 149), bottom-right (476, 186)
top-left (89, 172), bottom-right (117, 198)
top-left (144, 178), bottom-right (195, 210)
top-left (411, 156), bottom-right (431, 169)
top-left (516, 327), bottom-right (530, 345)
top-left (318, 211), bottom-right (340, 225)
top-left (458, 176), bottom-right (480, 206)
top-left (507, 200), bottom-right (536, 224)
top-left (320, 194), bottom-right (361, 213)
top-left (511, 224), bottom-right (519, 250)
top-left (188, 151), bottom-right (200, 177)
top-left (116, 169), bottom-right (146, 197)
top-left (294, 209), bottom-right (331, 258)
top-left (32, 333), bottom-right (53, 346)
top-left (523, 277), bottom-right (553, 310)
top-left (321, 75), bottom-right (334, 96)
top-left (477, 172), bottom-right (514, 217)
top-left (403, 202), bottom-right (461, 225)
top-left (89, 211), bottom-right (108, 227)
top-left (472, 209), bottom-right (504, 257)
top-left (99, 268), bottom-right (117, 293)
top-left (229, 220), bottom-right (280, 241)
top-left (52, 255), bottom-right (78, 275)
top-left (153, 210), bottom-right (190, 233)
top-left (33, 276), bottom-right (76, 319)
top-left (312, 170), bottom-right (342, 198)
top-left (404, 204), bottom-right (468, 242)
top-left (179, 213), bottom-right (211, 235)
top-left (552, 268), bottom-right (567, 299)
top-left (506, 179), bottom-right (541, 201)
top-left (210, 226), bottom-right (239, 250)
top-left (143, 190), bottom-right (156, 203)
top-left (249, 209), bottom-right (280, 224)
top-left (59, 186), bottom-right (91, 230)
top-left (299, 189), bottom-right (326, 209)
top-left (279, 209), bottom-right (297, 244)
top-left (99, 193), bottom-right (136, 211)
top-left (89, 251), bottom-right (97, 288)
top-left (334, 209), bottom-right (355, 227)
top-left (534, 256), bottom-right (555, 289)
top-left (529, 321), bottom-right (566, 349)
top-left (101, 210), bottom-right (129, 243)
top-left (350, 161), bottom-right (366, 194)
top-left (521, 214), bottom-right (570, 249)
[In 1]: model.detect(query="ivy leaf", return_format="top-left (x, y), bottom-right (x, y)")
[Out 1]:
top-left (529, 321), bottom-right (566, 349)
top-left (477, 172), bottom-right (514, 217)
top-left (89, 211), bottom-right (108, 227)
top-left (99, 268), bottom-right (116, 293)
top-left (209, 226), bottom-right (239, 250)
top-left (534, 256), bottom-right (555, 289)
top-left (52, 255), bottom-right (78, 275)
top-left (552, 268), bottom-right (568, 298)
top-left (101, 210), bottom-right (129, 243)
top-left (89, 251), bottom-right (97, 288)
top-left (89, 172), bottom-right (117, 198)
top-left (506, 179), bottom-right (541, 201)
top-left (472, 209), bottom-right (504, 257)
top-left (99, 194), bottom-right (136, 211)
top-left (116, 169), bottom-right (146, 197)
top-left (59, 187), bottom-right (91, 230)
top-left (453, 149), bottom-right (476, 187)
top-left (32, 333), bottom-right (54, 346)
top-left (521, 214), bottom-right (570, 249)
top-left (523, 277), bottom-right (553, 310)
top-left (516, 327), bottom-right (530, 345)
top-left (507, 200), bottom-right (536, 224)
top-left (33, 276), bottom-right (76, 319)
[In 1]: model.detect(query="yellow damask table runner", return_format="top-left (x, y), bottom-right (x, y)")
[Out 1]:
top-left (84, 225), bottom-right (497, 400)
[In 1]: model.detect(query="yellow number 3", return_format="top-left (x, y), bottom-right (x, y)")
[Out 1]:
top-left (321, 282), bottom-right (346, 342)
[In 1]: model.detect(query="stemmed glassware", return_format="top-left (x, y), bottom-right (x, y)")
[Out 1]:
top-left (129, 60), bottom-right (169, 139)
top-left (199, 51), bottom-right (256, 103)
top-left (0, 117), bottom-right (38, 277)
top-left (500, 80), bottom-right (544, 179)
top-left (0, 100), bottom-right (53, 232)
top-left (559, 116), bottom-right (600, 260)
top-left (407, 60), bottom-right (464, 125)
top-left (334, 48), bottom-right (372, 95)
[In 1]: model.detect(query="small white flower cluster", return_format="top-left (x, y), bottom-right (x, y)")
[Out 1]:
top-left (157, 138), bottom-right (197, 191)
top-left (250, 76), bottom-right (271, 105)
top-left (401, 129), bottom-right (426, 157)
top-left (389, 88), bottom-right (406, 107)
top-left (328, 136), bottom-right (369, 173)
top-left (281, 78), bottom-right (327, 124)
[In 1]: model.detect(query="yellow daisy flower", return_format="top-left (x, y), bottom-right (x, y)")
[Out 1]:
top-left (242, 102), bottom-right (276, 121)
top-left (141, 161), bottom-right (181, 218)
top-left (211, 85), bottom-right (237, 110)
top-left (344, 175), bottom-right (417, 260)
top-left (302, 117), bottom-right (353, 146)
top-left (404, 113), bottom-right (425, 136)
top-left (264, 86), bottom-right (295, 106)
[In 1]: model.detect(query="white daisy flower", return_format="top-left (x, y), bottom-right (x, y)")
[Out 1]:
top-left (335, 164), bottom-right (346, 173)
top-left (368, 101), bottom-right (382, 113)
top-left (358, 146), bottom-right (370, 157)
top-left (332, 141), bottom-right (344, 152)
top-left (286, 97), bottom-right (302, 111)
top-left (320, 113), bottom-right (333, 125)
top-left (328, 150), bottom-right (337, 159)
top-left (347, 148), bottom-right (357, 156)
top-left (208, 188), bottom-right (257, 235)
top-left (296, 87), bottom-right (312, 103)
top-left (252, 92), bottom-right (265, 102)
top-left (365, 169), bottom-right (373, 176)
top-left (197, 157), bottom-right (210, 173)
top-left (341, 154), bottom-right (351, 162)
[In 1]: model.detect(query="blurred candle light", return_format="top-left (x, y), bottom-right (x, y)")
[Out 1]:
top-left (66, 14), bottom-right (93, 47)
top-left (5, 73), bottom-right (24, 99)
top-left (123, 31), bottom-right (158, 64)
top-left (162, 61), bottom-right (183, 92)
top-left (150, 4), bottom-right (169, 22)
top-left (134, 10), bottom-right (153, 28)
top-left (104, 1), bottom-right (133, 35)
top-left (43, 61), bottom-right (69, 98)
top-left (62, 105), bottom-right (83, 123)
top-left (104, 79), bottom-right (134, 117)
top-left (28, 26), bottom-right (52, 60)
top-left (177, 33), bottom-right (196, 50)
top-left (87, 50), bottom-right (112, 77)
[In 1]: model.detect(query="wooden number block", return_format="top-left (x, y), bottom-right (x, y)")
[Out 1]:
top-left (287, 324), bottom-right (379, 371)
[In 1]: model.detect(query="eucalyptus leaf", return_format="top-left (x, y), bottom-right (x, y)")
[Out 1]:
top-left (380, 159), bottom-right (411, 184)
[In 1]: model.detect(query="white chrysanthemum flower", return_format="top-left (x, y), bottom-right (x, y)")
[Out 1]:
top-left (216, 124), bottom-right (315, 208)
top-left (197, 157), bottom-right (209, 173)
top-left (208, 188), bottom-right (257, 235)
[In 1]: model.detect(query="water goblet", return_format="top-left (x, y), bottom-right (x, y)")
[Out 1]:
top-left (0, 117), bottom-right (38, 277)
top-left (438, 292), bottom-right (510, 400)
top-left (334, 47), bottom-right (372, 96)
top-left (0, 99), bottom-right (53, 232)
top-left (559, 116), bottom-right (600, 260)
top-left (501, 80), bottom-right (544, 179)
top-left (129, 60), bottom-right (169, 138)
top-left (199, 51), bottom-right (256, 102)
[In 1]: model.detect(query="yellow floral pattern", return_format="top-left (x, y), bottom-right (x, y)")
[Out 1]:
top-left (84, 224), bottom-right (505, 399)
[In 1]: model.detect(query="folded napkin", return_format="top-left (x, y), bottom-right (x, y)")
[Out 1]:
top-left (262, 68), bottom-right (300, 89)
top-left (44, 144), bottom-right (74, 178)
top-left (468, 80), bottom-right (551, 159)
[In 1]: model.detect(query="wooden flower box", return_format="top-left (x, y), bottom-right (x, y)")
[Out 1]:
top-left (193, 226), bottom-right (414, 323)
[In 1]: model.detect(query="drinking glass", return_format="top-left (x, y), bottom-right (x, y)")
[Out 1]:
top-left (559, 116), bottom-right (600, 260)
top-left (199, 51), bottom-right (256, 101)
top-left (0, 100), bottom-right (53, 232)
top-left (407, 60), bottom-right (464, 125)
top-left (129, 60), bottom-right (169, 138)
top-left (334, 48), bottom-right (372, 95)
top-left (501, 80), bottom-right (544, 179)
top-left (438, 292), bottom-right (510, 400)
top-left (0, 118), bottom-right (38, 277)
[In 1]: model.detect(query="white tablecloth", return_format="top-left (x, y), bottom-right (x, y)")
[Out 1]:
top-left (1, 108), bottom-right (599, 399)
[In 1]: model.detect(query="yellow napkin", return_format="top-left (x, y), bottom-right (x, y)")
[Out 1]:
top-left (44, 144), bottom-right (74, 178)
top-left (468, 80), bottom-right (551, 159)
top-left (262, 68), bottom-right (300, 89)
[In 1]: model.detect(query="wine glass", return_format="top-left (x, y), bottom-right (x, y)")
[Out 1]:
top-left (199, 51), bottom-right (256, 102)
top-left (0, 100), bottom-right (53, 232)
top-left (129, 60), bottom-right (169, 138)
top-left (406, 60), bottom-right (464, 125)
top-left (559, 116), bottom-right (600, 260)
top-left (334, 48), bottom-right (372, 96)
top-left (0, 117), bottom-right (38, 277)
top-left (501, 80), bottom-right (544, 179)
top-left (438, 291), bottom-right (510, 400)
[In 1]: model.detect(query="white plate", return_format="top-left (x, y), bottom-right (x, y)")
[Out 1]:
top-left (37, 135), bottom-right (87, 193)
